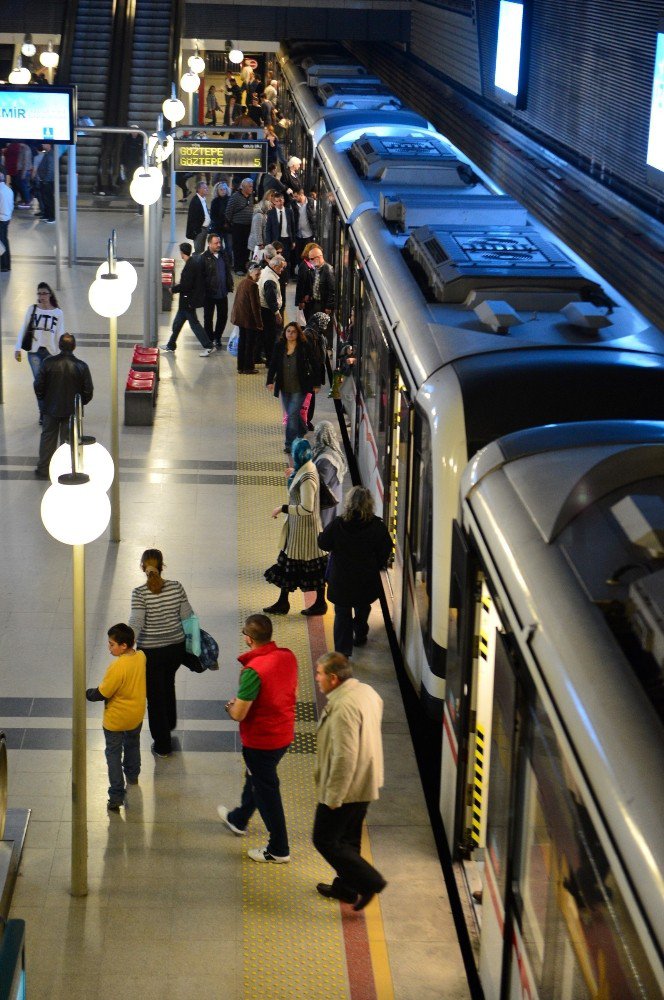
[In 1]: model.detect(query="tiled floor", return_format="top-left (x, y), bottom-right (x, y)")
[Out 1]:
top-left (1, 203), bottom-right (470, 999)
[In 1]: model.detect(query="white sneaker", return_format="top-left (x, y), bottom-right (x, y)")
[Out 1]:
top-left (160, 345), bottom-right (175, 353)
top-left (199, 347), bottom-right (214, 357)
top-left (217, 805), bottom-right (246, 836)
top-left (247, 847), bottom-right (290, 864)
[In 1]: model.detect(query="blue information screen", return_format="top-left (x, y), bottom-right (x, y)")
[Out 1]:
top-left (647, 31), bottom-right (664, 175)
top-left (0, 86), bottom-right (75, 143)
top-left (495, 1), bottom-right (525, 98)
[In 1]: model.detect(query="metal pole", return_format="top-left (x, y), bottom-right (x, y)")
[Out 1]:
top-left (143, 204), bottom-right (151, 347)
top-left (54, 145), bottom-right (61, 290)
top-left (170, 153), bottom-right (176, 244)
top-left (153, 191), bottom-right (162, 345)
top-left (109, 312), bottom-right (120, 541)
top-left (71, 541), bottom-right (88, 897)
top-left (68, 145), bottom-right (77, 265)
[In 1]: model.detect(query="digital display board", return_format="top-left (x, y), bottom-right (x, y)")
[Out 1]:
top-left (494, 1), bottom-right (530, 109)
top-left (174, 140), bottom-right (267, 172)
top-left (646, 22), bottom-right (664, 190)
top-left (0, 86), bottom-right (77, 144)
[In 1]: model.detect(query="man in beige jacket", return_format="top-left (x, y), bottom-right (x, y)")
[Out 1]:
top-left (313, 652), bottom-right (386, 910)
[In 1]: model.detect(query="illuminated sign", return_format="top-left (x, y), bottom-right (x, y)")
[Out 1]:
top-left (0, 86), bottom-right (77, 144)
top-left (494, 1), bottom-right (530, 109)
top-left (647, 22), bottom-right (664, 190)
top-left (174, 140), bottom-right (267, 172)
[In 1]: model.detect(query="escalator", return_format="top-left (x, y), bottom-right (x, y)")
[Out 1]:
top-left (127, 0), bottom-right (180, 130)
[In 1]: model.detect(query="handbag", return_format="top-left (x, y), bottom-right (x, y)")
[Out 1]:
top-left (319, 478), bottom-right (338, 510)
top-left (21, 306), bottom-right (37, 353)
top-left (182, 614), bottom-right (201, 656)
top-left (199, 629), bottom-right (219, 670)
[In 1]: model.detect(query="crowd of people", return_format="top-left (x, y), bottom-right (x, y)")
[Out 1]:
top-left (0, 142), bottom-right (56, 271)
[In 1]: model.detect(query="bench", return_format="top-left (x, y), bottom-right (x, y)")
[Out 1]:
top-left (124, 370), bottom-right (156, 426)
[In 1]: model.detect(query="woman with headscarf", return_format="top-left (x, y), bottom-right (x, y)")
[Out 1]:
top-left (304, 312), bottom-right (329, 429)
top-left (318, 487), bottom-right (393, 657)
top-left (264, 438), bottom-right (329, 617)
top-left (128, 549), bottom-right (194, 757)
top-left (247, 192), bottom-right (274, 262)
top-left (312, 421), bottom-right (348, 528)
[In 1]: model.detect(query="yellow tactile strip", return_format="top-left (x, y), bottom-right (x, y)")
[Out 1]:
top-left (236, 375), bottom-right (350, 1000)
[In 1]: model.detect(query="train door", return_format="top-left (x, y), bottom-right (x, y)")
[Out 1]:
top-left (384, 369), bottom-right (411, 629)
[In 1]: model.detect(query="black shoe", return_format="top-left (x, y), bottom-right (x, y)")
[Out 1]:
top-left (125, 776), bottom-right (139, 785)
top-left (151, 742), bottom-right (172, 758)
top-left (353, 635), bottom-right (368, 647)
top-left (107, 800), bottom-right (123, 812)
top-left (353, 880), bottom-right (387, 911)
top-left (316, 883), bottom-right (357, 904)
top-left (301, 602), bottom-right (328, 617)
top-left (263, 601), bottom-right (290, 615)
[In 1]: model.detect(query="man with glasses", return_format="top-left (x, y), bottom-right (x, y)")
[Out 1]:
top-left (307, 245), bottom-right (335, 336)
top-left (217, 614), bottom-right (297, 864)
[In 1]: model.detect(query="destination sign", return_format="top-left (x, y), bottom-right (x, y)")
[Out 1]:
top-left (174, 140), bottom-right (267, 172)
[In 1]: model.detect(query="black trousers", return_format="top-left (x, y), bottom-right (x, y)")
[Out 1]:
top-left (261, 307), bottom-right (281, 365)
top-left (333, 604), bottom-right (372, 658)
top-left (0, 219), bottom-right (10, 270)
top-left (204, 295), bottom-right (228, 345)
top-left (36, 414), bottom-right (69, 475)
top-left (143, 641), bottom-right (185, 755)
top-left (313, 801), bottom-right (385, 896)
top-left (237, 327), bottom-right (259, 371)
top-left (231, 223), bottom-right (251, 272)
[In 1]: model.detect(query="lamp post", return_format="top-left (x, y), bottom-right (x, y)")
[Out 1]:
top-left (40, 413), bottom-right (112, 896)
top-left (88, 235), bottom-right (134, 540)
top-left (180, 69), bottom-right (200, 124)
top-left (163, 86), bottom-right (186, 242)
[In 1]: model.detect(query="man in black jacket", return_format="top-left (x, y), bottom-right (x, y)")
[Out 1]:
top-left (34, 333), bottom-right (94, 479)
top-left (265, 194), bottom-right (296, 280)
top-left (307, 245), bottom-right (336, 337)
top-left (161, 243), bottom-right (213, 356)
top-left (186, 181), bottom-right (211, 254)
top-left (201, 232), bottom-right (234, 349)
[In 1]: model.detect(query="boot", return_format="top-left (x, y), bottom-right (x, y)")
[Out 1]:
top-left (301, 588), bottom-right (328, 617)
top-left (264, 589), bottom-right (290, 615)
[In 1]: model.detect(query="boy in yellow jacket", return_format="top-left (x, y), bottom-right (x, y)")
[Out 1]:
top-left (86, 623), bottom-right (147, 811)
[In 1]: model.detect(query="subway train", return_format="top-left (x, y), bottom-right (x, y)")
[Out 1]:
top-left (277, 44), bottom-right (664, 999)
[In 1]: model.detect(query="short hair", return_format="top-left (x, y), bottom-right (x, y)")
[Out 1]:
top-left (107, 623), bottom-right (135, 648)
top-left (263, 244), bottom-right (276, 261)
top-left (270, 254), bottom-right (286, 268)
top-left (271, 192), bottom-right (284, 202)
top-left (196, 180), bottom-right (207, 192)
top-left (288, 156), bottom-right (302, 168)
top-left (59, 333), bottom-right (76, 352)
top-left (179, 242), bottom-right (192, 255)
top-left (207, 231), bottom-right (220, 244)
top-left (317, 652), bottom-right (353, 682)
top-left (268, 163), bottom-right (278, 174)
top-left (244, 614), bottom-right (272, 644)
top-left (240, 177), bottom-right (254, 188)
top-left (342, 486), bottom-right (375, 522)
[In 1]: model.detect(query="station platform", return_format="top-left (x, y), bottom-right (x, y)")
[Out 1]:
top-left (0, 205), bottom-right (470, 1000)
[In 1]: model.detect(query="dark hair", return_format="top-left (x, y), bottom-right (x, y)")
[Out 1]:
top-left (281, 322), bottom-right (306, 346)
top-left (179, 242), bottom-right (192, 255)
top-left (38, 281), bottom-right (58, 308)
top-left (317, 652), bottom-right (353, 682)
top-left (244, 614), bottom-right (273, 644)
top-left (108, 623), bottom-right (135, 648)
top-left (140, 548), bottom-right (165, 594)
top-left (59, 333), bottom-right (76, 352)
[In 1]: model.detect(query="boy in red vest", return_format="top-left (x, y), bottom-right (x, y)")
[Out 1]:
top-left (217, 614), bottom-right (298, 862)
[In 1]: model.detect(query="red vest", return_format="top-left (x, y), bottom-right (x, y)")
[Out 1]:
top-left (238, 642), bottom-right (297, 750)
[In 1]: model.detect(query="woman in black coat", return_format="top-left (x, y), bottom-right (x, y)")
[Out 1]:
top-left (318, 486), bottom-right (393, 657)
top-left (267, 322), bottom-right (320, 454)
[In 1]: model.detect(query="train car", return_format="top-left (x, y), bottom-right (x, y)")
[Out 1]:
top-left (443, 419), bottom-right (664, 999)
top-left (277, 41), bottom-right (664, 720)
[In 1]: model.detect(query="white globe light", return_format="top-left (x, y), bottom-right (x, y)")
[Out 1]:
top-left (162, 97), bottom-right (185, 123)
top-left (132, 164), bottom-right (163, 185)
top-left (228, 49), bottom-right (244, 65)
top-left (22, 38), bottom-right (36, 58)
top-left (188, 53), bottom-right (205, 75)
top-left (40, 48), bottom-right (59, 69)
top-left (49, 442), bottom-right (115, 494)
top-left (180, 71), bottom-right (200, 94)
top-left (41, 481), bottom-right (111, 545)
top-left (129, 171), bottom-right (162, 207)
top-left (88, 276), bottom-right (131, 317)
top-left (96, 259), bottom-right (138, 294)
top-left (9, 65), bottom-right (31, 85)
top-left (159, 135), bottom-right (174, 161)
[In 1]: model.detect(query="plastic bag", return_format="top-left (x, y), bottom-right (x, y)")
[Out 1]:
top-left (181, 614), bottom-right (201, 656)
top-left (227, 326), bottom-right (240, 356)
top-left (295, 307), bottom-right (307, 326)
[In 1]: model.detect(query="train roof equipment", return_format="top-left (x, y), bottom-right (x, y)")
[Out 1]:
top-left (316, 82), bottom-right (402, 110)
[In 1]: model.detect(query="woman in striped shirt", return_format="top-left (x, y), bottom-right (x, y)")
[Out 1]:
top-left (129, 549), bottom-right (194, 757)
top-left (264, 438), bottom-right (328, 617)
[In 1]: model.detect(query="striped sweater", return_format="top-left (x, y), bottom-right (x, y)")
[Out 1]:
top-left (281, 463), bottom-right (326, 562)
top-left (128, 579), bottom-right (193, 650)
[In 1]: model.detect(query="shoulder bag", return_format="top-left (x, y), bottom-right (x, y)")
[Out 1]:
top-left (319, 478), bottom-right (338, 510)
top-left (21, 306), bottom-right (37, 353)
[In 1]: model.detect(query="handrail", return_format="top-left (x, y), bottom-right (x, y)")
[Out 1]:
top-left (56, 0), bottom-right (81, 84)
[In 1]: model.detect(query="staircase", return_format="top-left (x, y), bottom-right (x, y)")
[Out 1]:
top-left (67, 0), bottom-right (115, 192)
top-left (126, 0), bottom-right (175, 130)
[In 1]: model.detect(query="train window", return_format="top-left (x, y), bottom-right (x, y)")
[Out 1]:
top-left (513, 698), bottom-right (660, 999)
top-left (359, 291), bottom-right (390, 498)
top-left (410, 415), bottom-right (432, 647)
top-left (484, 631), bottom-right (517, 899)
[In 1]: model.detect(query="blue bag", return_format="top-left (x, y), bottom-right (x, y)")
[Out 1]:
top-left (227, 327), bottom-right (239, 356)
top-left (199, 629), bottom-right (219, 670)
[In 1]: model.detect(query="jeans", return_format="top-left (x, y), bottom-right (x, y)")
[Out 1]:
top-left (333, 604), bottom-right (371, 658)
top-left (143, 641), bottom-right (185, 755)
top-left (167, 305), bottom-right (212, 350)
top-left (28, 347), bottom-right (51, 416)
top-left (228, 745), bottom-right (290, 857)
top-left (104, 723), bottom-right (142, 802)
top-left (281, 391), bottom-right (306, 450)
top-left (203, 295), bottom-right (228, 345)
top-left (313, 801), bottom-right (386, 896)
